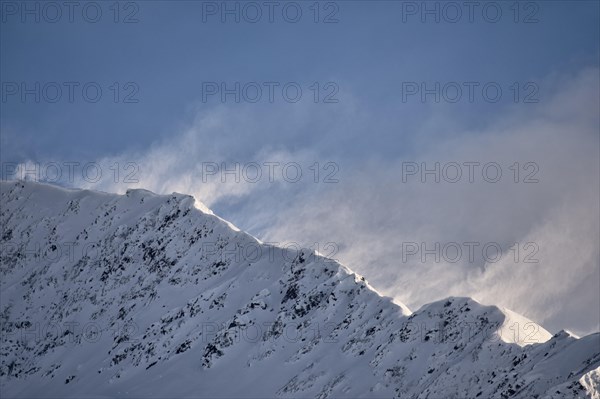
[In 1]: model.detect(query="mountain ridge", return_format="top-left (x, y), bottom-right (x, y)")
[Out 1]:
top-left (1, 180), bottom-right (598, 398)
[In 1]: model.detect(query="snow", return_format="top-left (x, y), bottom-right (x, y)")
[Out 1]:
top-left (580, 368), bottom-right (600, 399)
top-left (1, 180), bottom-right (598, 398)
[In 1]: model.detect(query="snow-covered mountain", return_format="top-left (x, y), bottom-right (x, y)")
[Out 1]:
top-left (1, 180), bottom-right (598, 398)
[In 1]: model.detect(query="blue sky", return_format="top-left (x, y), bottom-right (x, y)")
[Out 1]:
top-left (2, 1), bottom-right (598, 160)
top-left (1, 1), bottom-right (599, 335)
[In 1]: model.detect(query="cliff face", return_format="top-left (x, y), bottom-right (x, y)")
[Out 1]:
top-left (1, 180), bottom-right (598, 398)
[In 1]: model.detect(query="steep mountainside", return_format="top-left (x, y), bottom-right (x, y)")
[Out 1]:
top-left (1, 180), bottom-right (599, 398)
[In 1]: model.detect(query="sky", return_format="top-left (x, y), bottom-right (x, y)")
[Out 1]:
top-left (1, 0), bottom-right (599, 336)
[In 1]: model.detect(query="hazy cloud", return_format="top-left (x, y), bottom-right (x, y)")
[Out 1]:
top-left (12, 67), bottom-right (599, 336)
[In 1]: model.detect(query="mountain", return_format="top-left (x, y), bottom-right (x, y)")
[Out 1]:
top-left (1, 180), bottom-right (598, 398)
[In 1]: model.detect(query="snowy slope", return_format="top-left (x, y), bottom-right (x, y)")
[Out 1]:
top-left (0, 180), bottom-right (598, 398)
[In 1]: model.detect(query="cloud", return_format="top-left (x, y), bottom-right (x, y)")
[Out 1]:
top-left (10, 67), bottom-right (599, 336)
top-left (242, 67), bottom-right (600, 336)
